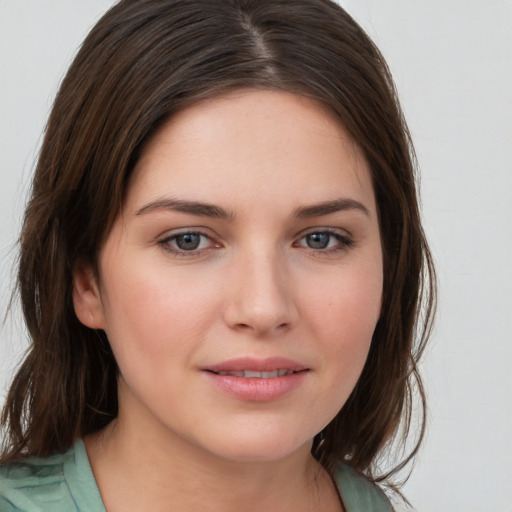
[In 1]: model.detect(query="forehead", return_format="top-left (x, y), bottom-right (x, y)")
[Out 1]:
top-left (126, 89), bottom-right (375, 216)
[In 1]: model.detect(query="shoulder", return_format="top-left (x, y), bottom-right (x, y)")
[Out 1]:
top-left (0, 446), bottom-right (76, 512)
top-left (0, 440), bottom-right (103, 512)
top-left (334, 464), bottom-right (394, 512)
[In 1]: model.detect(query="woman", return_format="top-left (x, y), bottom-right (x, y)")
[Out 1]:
top-left (0, 1), bottom-right (435, 510)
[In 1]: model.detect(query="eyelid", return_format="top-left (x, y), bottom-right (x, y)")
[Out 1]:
top-left (155, 226), bottom-right (354, 257)
top-left (294, 227), bottom-right (355, 253)
top-left (298, 225), bottom-right (353, 238)
top-left (295, 226), bottom-right (353, 243)
top-left (157, 228), bottom-right (222, 255)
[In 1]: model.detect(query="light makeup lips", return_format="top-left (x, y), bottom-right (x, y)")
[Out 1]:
top-left (205, 357), bottom-right (309, 376)
top-left (213, 369), bottom-right (295, 378)
top-left (203, 357), bottom-right (309, 401)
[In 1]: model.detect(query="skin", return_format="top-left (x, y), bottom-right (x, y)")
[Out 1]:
top-left (73, 89), bottom-right (383, 511)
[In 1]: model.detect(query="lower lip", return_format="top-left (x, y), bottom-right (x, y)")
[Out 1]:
top-left (203, 371), bottom-right (308, 402)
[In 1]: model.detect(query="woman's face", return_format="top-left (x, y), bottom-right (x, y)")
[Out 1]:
top-left (74, 89), bottom-right (383, 462)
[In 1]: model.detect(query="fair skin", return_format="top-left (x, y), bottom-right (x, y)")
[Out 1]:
top-left (73, 89), bottom-right (383, 512)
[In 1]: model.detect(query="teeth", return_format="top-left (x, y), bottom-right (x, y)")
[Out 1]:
top-left (216, 369), bottom-right (294, 378)
top-left (245, 370), bottom-right (268, 378)
top-left (217, 371), bottom-right (244, 377)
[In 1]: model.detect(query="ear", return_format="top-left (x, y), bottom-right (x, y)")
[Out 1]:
top-left (72, 262), bottom-right (105, 329)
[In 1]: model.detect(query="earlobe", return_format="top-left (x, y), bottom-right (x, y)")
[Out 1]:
top-left (72, 263), bottom-right (105, 329)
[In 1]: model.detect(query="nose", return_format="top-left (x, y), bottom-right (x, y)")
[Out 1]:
top-left (223, 247), bottom-right (298, 337)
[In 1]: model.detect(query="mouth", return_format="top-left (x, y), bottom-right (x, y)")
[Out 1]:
top-left (203, 357), bottom-right (309, 383)
top-left (203, 359), bottom-right (309, 401)
top-left (207, 369), bottom-right (304, 378)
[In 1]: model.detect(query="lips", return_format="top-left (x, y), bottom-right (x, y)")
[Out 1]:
top-left (203, 357), bottom-right (309, 401)
top-left (213, 369), bottom-right (295, 378)
top-left (205, 357), bottom-right (308, 375)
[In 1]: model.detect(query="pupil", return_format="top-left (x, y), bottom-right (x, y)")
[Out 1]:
top-left (307, 233), bottom-right (329, 249)
top-left (176, 233), bottom-right (200, 250)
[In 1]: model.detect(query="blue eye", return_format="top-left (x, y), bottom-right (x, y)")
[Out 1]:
top-left (305, 232), bottom-right (331, 249)
top-left (297, 230), bottom-right (353, 252)
top-left (159, 231), bottom-right (217, 254)
top-left (174, 233), bottom-right (202, 251)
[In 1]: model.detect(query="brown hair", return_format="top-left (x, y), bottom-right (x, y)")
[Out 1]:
top-left (1, 0), bottom-right (435, 491)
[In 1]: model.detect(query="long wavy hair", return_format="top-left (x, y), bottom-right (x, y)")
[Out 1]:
top-left (1, 0), bottom-right (435, 492)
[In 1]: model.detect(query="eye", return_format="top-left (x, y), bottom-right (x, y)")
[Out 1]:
top-left (158, 231), bottom-right (219, 255)
top-left (174, 233), bottom-right (203, 251)
top-left (296, 229), bottom-right (354, 252)
top-left (304, 232), bottom-right (332, 249)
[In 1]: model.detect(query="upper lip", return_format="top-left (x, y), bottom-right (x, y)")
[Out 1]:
top-left (204, 357), bottom-right (308, 373)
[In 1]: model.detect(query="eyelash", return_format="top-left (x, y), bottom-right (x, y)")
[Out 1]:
top-left (296, 229), bottom-right (355, 257)
top-left (158, 231), bottom-right (218, 257)
top-left (157, 229), bottom-right (354, 258)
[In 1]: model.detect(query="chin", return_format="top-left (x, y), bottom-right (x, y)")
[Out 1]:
top-left (197, 424), bottom-right (315, 464)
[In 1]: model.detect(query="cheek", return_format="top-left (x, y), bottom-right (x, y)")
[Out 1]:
top-left (303, 263), bottom-right (382, 341)
top-left (98, 259), bottom-right (223, 364)
top-left (300, 261), bottom-right (382, 395)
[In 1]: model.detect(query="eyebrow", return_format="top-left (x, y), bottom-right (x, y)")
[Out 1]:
top-left (135, 198), bottom-right (234, 219)
top-left (135, 196), bottom-right (369, 220)
top-left (294, 198), bottom-right (370, 218)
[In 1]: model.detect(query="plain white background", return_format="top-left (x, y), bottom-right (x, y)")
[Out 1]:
top-left (1, 2), bottom-right (511, 511)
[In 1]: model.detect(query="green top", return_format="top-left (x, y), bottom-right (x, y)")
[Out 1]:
top-left (0, 440), bottom-right (393, 511)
